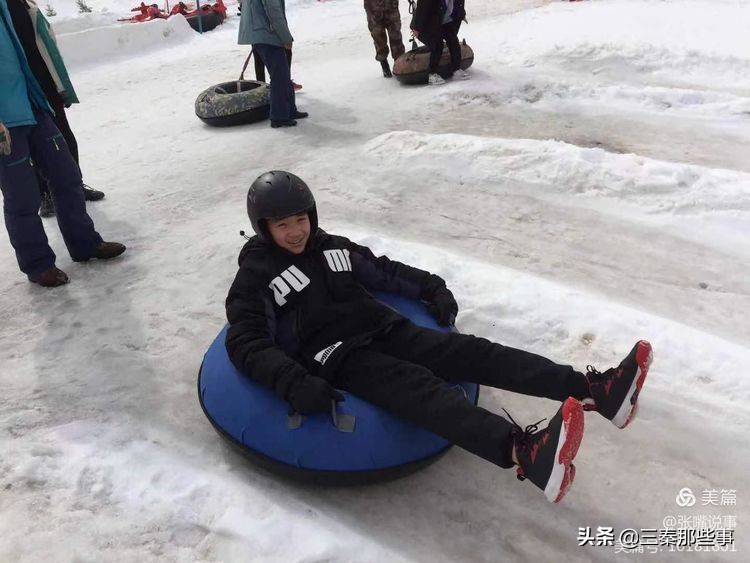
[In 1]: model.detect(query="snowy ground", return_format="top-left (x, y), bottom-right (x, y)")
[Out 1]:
top-left (1, 0), bottom-right (749, 561)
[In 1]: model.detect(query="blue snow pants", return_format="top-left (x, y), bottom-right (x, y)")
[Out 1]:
top-left (253, 43), bottom-right (298, 122)
top-left (0, 110), bottom-right (102, 277)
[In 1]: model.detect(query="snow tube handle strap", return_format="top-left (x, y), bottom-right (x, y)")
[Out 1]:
top-left (287, 401), bottom-right (356, 433)
top-left (239, 48), bottom-right (254, 81)
top-left (331, 401), bottom-right (356, 433)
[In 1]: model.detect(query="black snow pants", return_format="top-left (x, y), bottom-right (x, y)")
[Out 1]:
top-left (332, 320), bottom-right (591, 468)
top-left (427, 20), bottom-right (462, 75)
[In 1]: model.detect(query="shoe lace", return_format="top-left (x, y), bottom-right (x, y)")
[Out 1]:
top-left (503, 409), bottom-right (547, 481)
top-left (503, 408), bottom-right (547, 481)
top-left (503, 408), bottom-right (546, 437)
top-left (586, 365), bottom-right (602, 378)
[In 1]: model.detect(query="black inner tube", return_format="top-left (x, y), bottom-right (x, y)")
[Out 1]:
top-left (214, 81), bottom-right (264, 95)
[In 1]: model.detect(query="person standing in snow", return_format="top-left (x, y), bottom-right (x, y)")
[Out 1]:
top-left (238, 0), bottom-right (308, 128)
top-left (225, 171), bottom-right (653, 503)
top-left (0, 0), bottom-right (126, 287)
top-left (410, 0), bottom-right (468, 85)
top-left (6, 0), bottom-right (105, 218)
top-left (238, 0), bottom-right (302, 90)
top-left (364, 0), bottom-right (406, 78)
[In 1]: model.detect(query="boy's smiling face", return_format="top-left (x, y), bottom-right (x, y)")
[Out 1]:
top-left (266, 213), bottom-right (311, 254)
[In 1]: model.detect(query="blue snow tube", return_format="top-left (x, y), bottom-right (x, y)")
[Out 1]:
top-left (198, 292), bottom-right (479, 484)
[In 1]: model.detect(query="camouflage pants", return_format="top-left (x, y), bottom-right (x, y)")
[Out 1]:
top-left (366, 9), bottom-right (405, 62)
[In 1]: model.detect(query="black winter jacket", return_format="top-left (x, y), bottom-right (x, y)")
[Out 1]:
top-left (225, 229), bottom-right (451, 401)
top-left (6, 0), bottom-right (62, 106)
top-left (410, 0), bottom-right (465, 45)
top-left (453, 0), bottom-right (466, 24)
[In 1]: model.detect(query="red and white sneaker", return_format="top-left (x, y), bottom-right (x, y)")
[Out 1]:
top-left (584, 340), bottom-right (653, 429)
top-left (509, 397), bottom-right (585, 503)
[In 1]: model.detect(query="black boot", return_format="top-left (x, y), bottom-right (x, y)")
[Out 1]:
top-left (39, 192), bottom-right (55, 218)
top-left (82, 184), bottom-right (105, 201)
top-left (380, 60), bottom-right (392, 78)
top-left (270, 119), bottom-right (298, 128)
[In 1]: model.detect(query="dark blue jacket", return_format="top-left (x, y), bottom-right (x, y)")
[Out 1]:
top-left (410, 0), bottom-right (465, 44)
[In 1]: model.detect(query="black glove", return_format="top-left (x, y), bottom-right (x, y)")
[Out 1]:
top-left (421, 274), bottom-right (459, 327)
top-left (287, 375), bottom-right (344, 415)
top-left (428, 287), bottom-right (458, 326)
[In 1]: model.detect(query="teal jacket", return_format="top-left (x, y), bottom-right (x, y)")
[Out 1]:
top-left (238, 0), bottom-right (293, 47)
top-left (0, 0), bottom-right (50, 127)
top-left (25, 0), bottom-right (79, 106)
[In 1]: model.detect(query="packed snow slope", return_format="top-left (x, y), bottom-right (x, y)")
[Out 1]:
top-left (1, 0), bottom-right (749, 561)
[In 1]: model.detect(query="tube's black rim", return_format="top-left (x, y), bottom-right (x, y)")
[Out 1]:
top-left (196, 106), bottom-right (270, 127)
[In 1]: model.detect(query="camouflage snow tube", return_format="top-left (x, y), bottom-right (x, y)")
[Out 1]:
top-left (195, 80), bottom-right (270, 127)
top-left (393, 40), bottom-right (474, 85)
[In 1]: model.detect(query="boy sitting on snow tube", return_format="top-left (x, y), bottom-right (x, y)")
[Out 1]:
top-left (226, 171), bottom-right (653, 503)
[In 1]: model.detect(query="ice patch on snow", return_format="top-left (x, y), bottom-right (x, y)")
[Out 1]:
top-left (541, 44), bottom-right (750, 93)
top-left (446, 81), bottom-right (750, 121)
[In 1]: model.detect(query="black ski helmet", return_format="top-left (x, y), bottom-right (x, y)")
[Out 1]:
top-left (246, 171), bottom-right (318, 240)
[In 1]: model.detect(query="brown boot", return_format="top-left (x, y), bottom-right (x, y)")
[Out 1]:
top-left (29, 267), bottom-right (69, 287)
top-left (93, 242), bottom-right (126, 260)
top-left (73, 242), bottom-right (127, 262)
